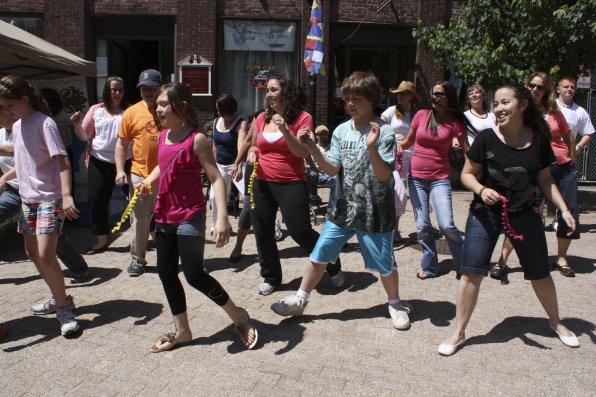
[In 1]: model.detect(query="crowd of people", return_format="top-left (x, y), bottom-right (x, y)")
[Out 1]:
top-left (0, 66), bottom-right (592, 355)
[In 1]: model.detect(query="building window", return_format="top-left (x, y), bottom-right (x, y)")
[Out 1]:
top-left (0, 15), bottom-right (43, 37)
top-left (220, 20), bottom-right (298, 118)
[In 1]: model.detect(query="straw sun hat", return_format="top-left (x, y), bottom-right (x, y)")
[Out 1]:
top-left (389, 81), bottom-right (421, 104)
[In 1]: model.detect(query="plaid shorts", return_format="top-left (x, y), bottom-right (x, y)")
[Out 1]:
top-left (18, 199), bottom-right (65, 235)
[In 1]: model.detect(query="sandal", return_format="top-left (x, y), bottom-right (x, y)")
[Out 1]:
top-left (489, 264), bottom-right (509, 280)
top-left (150, 331), bottom-right (191, 353)
top-left (553, 261), bottom-right (575, 277)
top-left (234, 309), bottom-right (258, 350)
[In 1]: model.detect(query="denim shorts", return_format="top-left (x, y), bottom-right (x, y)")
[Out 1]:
top-left (461, 207), bottom-right (550, 280)
top-left (155, 211), bottom-right (206, 236)
top-left (310, 220), bottom-right (397, 276)
top-left (18, 199), bottom-right (65, 235)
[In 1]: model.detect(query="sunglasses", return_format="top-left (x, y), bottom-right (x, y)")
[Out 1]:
top-left (527, 83), bottom-right (545, 91)
top-left (432, 92), bottom-right (447, 98)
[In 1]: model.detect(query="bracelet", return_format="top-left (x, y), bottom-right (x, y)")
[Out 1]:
top-left (561, 209), bottom-right (571, 214)
top-left (478, 186), bottom-right (486, 196)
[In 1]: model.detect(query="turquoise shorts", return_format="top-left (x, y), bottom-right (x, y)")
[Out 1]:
top-left (310, 220), bottom-right (397, 276)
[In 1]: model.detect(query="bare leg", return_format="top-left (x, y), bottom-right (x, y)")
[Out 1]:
top-left (394, 216), bottom-right (401, 235)
top-left (497, 237), bottom-right (513, 269)
top-left (530, 276), bottom-right (574, 337)
top-left (24, 235), bottom-right (46, 281)
top-left (222, 298), bottom-right (257, 348)
top-left (556, 238), bottom-right (572, 268)
top-left (34, 234), bottom-right (68, 308)
top-left (298, 261), bottom-right (327, 294)
top-left (443, 273), bottom-right (483, 345)
top-left (231, 228), bottom-right (249, 257)
top-left (380, 270), bottom-right (399, 300)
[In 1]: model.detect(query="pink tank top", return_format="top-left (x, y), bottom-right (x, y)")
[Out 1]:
top-left (154, 129), bottom-right (206, 224)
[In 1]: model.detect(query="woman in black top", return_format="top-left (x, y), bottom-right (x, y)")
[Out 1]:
top-left (438, 84), bottom-right (579, 356)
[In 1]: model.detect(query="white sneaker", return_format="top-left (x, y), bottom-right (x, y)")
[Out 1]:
top-left (31, 295), bottom-right (75, 315)
top-left (258, 282), bottom-right (276, 296)
top-left (271, 295), bottom-right (308, 317)
top-left (56, 307), bottom-right (79, 336)
top-left (274, 218), bottom-right (283, 241)
top-left (388, 300), bottom-right (412, 330)
top-left (330, 270), bottom-right (346, 288)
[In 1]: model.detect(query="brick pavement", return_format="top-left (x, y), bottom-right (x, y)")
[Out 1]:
top-left (0, 187), bottom-right (594, 396)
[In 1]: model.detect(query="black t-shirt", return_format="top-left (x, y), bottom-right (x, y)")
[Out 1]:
top-left (466, 128), bottom-right (554, 214)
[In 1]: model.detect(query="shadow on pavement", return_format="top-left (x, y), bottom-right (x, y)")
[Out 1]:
top-left (0, 299), bottom-right (163, 352)
top-left (464, 315), bottom-right (595, 349)
top-left (65, 267), bottom-right (123, 288)
top-left (549, 255), bottom-right (595, 275)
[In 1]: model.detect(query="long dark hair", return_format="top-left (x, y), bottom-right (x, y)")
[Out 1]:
top-left (428, 80), bottom-right (475, 136)
top-left (102, 76), bottom-right (128, 114)
top-left (158, 83), bottom-right (199, 130)
top-left (0, 75), bottom-right (50, 116)
top-left (264, 75), bottom-right (306, 126)
top-left (497, 84), bottom-right (551, 141)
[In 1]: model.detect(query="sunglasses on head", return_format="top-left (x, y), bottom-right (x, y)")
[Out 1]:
top-left (432, 92), bottom-right (447, 98)
top-left (527, 83), bottom-right (545, 91)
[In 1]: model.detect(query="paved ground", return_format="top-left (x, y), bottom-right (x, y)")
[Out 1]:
top-left (1, 186), bottom-right (594, 396)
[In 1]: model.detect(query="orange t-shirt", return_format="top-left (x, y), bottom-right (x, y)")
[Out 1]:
top-left (118, 100), bottom-right (160, 177)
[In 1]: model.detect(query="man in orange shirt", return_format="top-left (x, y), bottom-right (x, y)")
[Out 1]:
top-left (115, 69), bottom-right (161, 276)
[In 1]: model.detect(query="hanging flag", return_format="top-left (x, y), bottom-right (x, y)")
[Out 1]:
top-left (304, 0), bottom-right (325, 75)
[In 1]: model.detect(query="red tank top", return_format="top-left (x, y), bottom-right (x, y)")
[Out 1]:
top-left (154, 129), bottom-right (206, 223)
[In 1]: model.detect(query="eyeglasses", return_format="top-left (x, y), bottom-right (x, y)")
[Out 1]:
top-left (527, 83), bottom-right (545, 91)
top-left (110, 88), bottom-right (124, 93)
top-left (432, 92), bottom-right (447, 98)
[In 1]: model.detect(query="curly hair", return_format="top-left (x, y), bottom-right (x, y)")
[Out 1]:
top-left (264, 75), bottom-right (306, 126)
top-left (496, 84), bottom-right (551, 141)
top-left (525, 72), bottom-right (557, 113)
top-left (0, 75), bottom-right (50, 116)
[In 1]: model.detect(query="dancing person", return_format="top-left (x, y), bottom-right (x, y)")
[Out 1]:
top-left (115, 69), bottom-right (162, 276)
top-left (141, 83), bottom-right (257, 352)
top-left (271, 71), bottom-right (412, 330)
top-left (246, 76), bottom-right (344, 295)
top-left (70, 76), bottom-right (130, 254)
top-left (0, 107), bottom-right (89, 284)
top-left (398, 81), bottom-right (470, 279)
top-left (496, 72), bottom-right (578, 279)
top-left (438, 84), bottom-right (580, 356)
top-left (0, 75), bottom-right (80, 336)
top-left (463, 84), bottom-right (496, 147)
top-left (208, 93), bottom-right (249, 261)
top-left (381, 80), bottom-right (420, 244)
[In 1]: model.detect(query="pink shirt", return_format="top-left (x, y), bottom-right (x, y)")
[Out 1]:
top-left (254, 111), bottom-right (311, 182)
top-left (546, 111), bottom-right (571, 165)
top-left (13, 111), bottom-right (67, 203)
top-left (410, 109), bottom-right (465, 180)
top-left (154, 129), bottom-right (206, 224)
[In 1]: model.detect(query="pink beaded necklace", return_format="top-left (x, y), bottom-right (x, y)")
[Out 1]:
top-left (499, 195), bottom-right (524, 241)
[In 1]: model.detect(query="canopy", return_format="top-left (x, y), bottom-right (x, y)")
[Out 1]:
top-left (0, 20), bottom-right (96, 79)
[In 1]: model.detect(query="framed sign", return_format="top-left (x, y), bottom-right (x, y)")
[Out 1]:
top-left (177, 55), bottom-right (212, 96)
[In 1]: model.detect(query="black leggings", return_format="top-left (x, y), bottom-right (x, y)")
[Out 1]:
top-left (156, 232), bottom-right (229, 315)
top-left (251, 178), bottom-right (341, 285)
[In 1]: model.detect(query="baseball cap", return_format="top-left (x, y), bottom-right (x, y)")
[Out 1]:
top-left (137, 69), bottom-right (162, 88)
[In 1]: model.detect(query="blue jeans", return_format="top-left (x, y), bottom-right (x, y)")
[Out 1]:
top-left (308, 170), bottom-right (339, 215)
top-left (0, 186), bottom-right (88, 273)
top-left (408, 176), bottom-right (463, 276)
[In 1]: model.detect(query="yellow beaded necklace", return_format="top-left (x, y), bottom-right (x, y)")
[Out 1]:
top-left (111, 182), bottom-right (152, 233)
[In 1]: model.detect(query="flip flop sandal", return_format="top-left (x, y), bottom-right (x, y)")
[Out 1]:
top-left (150, 331), bottom-right (190, 353)
top-left (235, 309), bottom-right (258, 350)
top-left (416, 272), bottom-right (432, 280)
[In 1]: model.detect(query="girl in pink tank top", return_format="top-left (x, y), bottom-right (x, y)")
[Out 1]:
top-left (139, 83), bottom-right (257, 352)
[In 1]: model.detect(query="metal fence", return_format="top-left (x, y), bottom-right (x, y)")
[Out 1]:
top-left (576, 84), bottom-right (596, 183)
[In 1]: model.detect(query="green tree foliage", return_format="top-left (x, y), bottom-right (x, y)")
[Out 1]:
top-left (413, 0), bottom-right (596, 87)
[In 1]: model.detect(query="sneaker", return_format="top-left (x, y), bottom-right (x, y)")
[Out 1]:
top-left (70, 269), bottom-right (90, 284)
top-left (56, 307), bottom-right (79, 336)
top-left (388, 300), bottom-right (412, 330)
top-left (258, 282), bottom-right (276, 296)
top-left (330, 270), bottom-right (346, 288)
top-left (127, 259), bottom-right (145, 277)
top-left (271, 295), bottom-right (308, 316)
top-left (31, 295), bottom-right (75, 315)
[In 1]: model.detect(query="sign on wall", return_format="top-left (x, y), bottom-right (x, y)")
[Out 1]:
top-left (224, 20), bottom-right (296, 52)
top-left (178, 55), bottom-right (212, 96)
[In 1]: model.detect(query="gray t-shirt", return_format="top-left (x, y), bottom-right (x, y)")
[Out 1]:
top-left (327, 119), bottom-right (396, 232)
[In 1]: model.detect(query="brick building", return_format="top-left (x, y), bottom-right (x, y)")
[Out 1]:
top-left (0, 0), bottom-right (459, 129)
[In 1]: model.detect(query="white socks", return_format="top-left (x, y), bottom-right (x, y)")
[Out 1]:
top-left (296, 289), bottom-right (310, 301)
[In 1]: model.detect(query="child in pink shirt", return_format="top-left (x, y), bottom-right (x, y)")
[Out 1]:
top-left (0, 75), bottom-right (80, 336)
